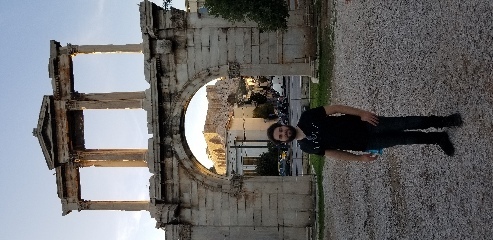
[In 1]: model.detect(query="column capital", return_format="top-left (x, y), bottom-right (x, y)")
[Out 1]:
top-left (69, 151), bottom-right (82, 162)
top-left (66, 43), bottom-right (79, 55)
top-left (79, 200), bottom-right (91, 211)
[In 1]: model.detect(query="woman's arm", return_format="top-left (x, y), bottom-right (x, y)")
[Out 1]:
top-left (323, 104), bottom-right (379, 126)
top-left (324, 149), bottom-right (378, 162)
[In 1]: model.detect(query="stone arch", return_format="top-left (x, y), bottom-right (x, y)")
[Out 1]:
top-left (36, 1), bottom-right (317, 239)
top-left (143, 1), bottom-right (319, 237)
top-left (171, 65), bottom-right (229, 180)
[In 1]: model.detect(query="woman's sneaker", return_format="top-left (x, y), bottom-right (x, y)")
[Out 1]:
top-left (445, 113), bottom-right (463, 127)
top-left (437, 132), bottom-right (455, 156)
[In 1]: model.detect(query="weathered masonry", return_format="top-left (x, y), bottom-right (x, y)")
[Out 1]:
top-left (34, 1), bottom-right (317, 239)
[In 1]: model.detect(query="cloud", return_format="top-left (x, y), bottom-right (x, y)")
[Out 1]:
top-left (97, 0), bottom-right (107, 15)
top-left (115, 211), bottom-right (166, 240)
top-left (0, 13), bottom-right (5, 28)
top-left (116, 212), bottom-right (140, 240)
top-left (75, 0), bottom-right (108, 43)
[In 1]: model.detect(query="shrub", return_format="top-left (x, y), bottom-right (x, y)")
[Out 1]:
top-left (253, 103), bottom-right (274, 118)
top-left (204, 0), bottom-right (289, 32)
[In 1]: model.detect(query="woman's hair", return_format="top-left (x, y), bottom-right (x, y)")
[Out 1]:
top-left (266, 122), bottom-right (283, 145)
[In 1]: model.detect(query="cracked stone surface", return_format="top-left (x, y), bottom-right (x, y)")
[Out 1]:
top-left (323, 0), bottom-right (493, 239)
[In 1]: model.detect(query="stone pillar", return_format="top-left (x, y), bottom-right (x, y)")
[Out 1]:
top-left (67, 91), bottom-right (145, 110)
top-left (64, 43), bottom-right (143, 55)
top-left (80, 200), bottom-right (149, 211)
top-left (74, 149), bottom-right (147, 167)
top-left (66, 99), bottom-right (144, 110)
top-left (76, 91), bottom-right (145, 101)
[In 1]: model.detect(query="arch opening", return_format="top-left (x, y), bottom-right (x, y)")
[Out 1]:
top-left (184, 79), bottom-right (222, 174)
top-left (182, 75), bottom-right (292, 177)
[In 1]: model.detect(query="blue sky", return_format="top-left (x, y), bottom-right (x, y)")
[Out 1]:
top-left (0, 0), bottom-right (212, 239)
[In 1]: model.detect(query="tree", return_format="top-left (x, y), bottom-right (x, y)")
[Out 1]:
top-left (249, 92), bottom-right (267, 105)
top-left (204, 0), bottom-right (289, 32)
top-left (255, 143), bottom-right (279, 176)
top-left (162, 0), bottom-right (172, 10)
top-left (227, 93), bottom-right (237, 105)
top-left (258, 76), bottom-right (270, 83)
top-left (253, 103), bottom-right (275, 118)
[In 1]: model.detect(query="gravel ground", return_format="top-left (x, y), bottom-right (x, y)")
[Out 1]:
top-left (323, 1), bottom-right (493, 239)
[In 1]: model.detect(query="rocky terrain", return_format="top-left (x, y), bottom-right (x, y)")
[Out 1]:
top-left (323, 1), bottom-right (493, 239)
top-left (203, 79), bottom-right (239, 174)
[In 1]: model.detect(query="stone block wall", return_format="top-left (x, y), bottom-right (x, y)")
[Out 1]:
top-left (139, 1), bottom-right (316, 239)
top-left (167, 174), bottom-right (314, 239)
top-left (150, 7), bottom-right (315, 87)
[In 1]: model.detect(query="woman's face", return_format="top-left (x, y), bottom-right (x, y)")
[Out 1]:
top-left (274, 125), bottom-right (296, 142)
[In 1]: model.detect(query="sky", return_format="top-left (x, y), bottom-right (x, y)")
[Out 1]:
top-left (0, 0), bottom-right (213, 239)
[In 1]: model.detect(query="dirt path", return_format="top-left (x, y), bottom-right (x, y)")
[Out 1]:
top-left (323, 1), bottom-right (493, 239)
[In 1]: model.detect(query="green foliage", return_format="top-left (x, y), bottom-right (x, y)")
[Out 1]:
top-left (162, 0), bottom-right (172, 10)
top-left (255, 143), bottom-right (279, 176)
top-left (249, 92), bottom-right (267, 105)
top-left (204, 0), bottom-right (289, 32)
top-left (227, 93), bottom-right (237, 105)
top-left (258, 76), bottom-right (270, 83)
top-left (309, 1), bottom-right (336, 238)
top-left (252, 103), bottom-right (274, 118)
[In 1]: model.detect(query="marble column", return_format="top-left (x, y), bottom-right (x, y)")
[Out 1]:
top-left (64, 43), bottom-right (143, 55)
top-left (80, 200), bottom-right (149, 211)
top-left (74, 149), bottom-right (147, 167)
top-left (66, 99), bottom-right (144, 110)
top-left (76, 91), bottom-right (145, 101)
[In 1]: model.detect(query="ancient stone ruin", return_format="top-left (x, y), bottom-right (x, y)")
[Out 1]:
top-left (34, 1), bottom-right (317, 239)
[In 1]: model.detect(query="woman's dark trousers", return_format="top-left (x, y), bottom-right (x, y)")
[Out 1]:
top-left (365, 116), bottom-right (450, 150)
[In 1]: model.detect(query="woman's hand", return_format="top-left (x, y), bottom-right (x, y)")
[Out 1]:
top-left (324, 105), bottom-right (379, 126)
top-left (359, 153), bottom-right (378, 162)
top-left (360, 111), bottom-right (379, 126)
top-left (325, 150), bottom-right (379, 162)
